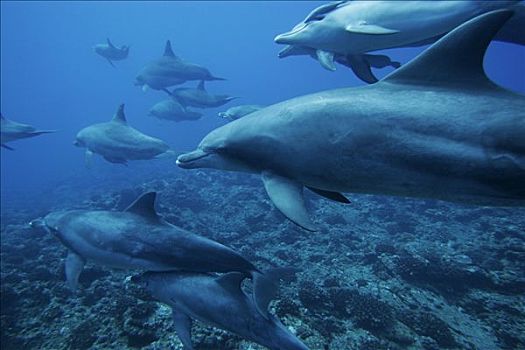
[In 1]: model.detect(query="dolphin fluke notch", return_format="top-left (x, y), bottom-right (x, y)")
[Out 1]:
top-left (125, 192), bottom-right (161, 221)
top-left (383, 9), bottom-right (513, 88)
top-left (111, 104), bottom-right (127, 124)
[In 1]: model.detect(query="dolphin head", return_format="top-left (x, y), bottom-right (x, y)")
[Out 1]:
top-left (74, 130), bottom-right (87, 148)
top-left (30, 211), bottom-right (68, 237)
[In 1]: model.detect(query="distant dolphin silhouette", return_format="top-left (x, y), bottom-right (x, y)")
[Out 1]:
top-left (178, 10), bottom-right (525, 231)
top-left (170, 81), bottom-right (237, 108)
top-left (135, 40), bottom-right (225, 91)
top-left (93, 38), bottom-right (129, 67)
top-left (74, 104), bottom-right (170, 165)
top-left (1, 113), bottom-right (55, 150)
top-left (149, 98), bottom-right (203, 122)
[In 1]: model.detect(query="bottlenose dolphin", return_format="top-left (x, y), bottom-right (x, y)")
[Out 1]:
top-left (278, 44), bottom-right (400, 83)
top-left (135, 41), bottom-right (225, 91)
top-left (132, 271), bottom-right (309, 350)
top-left (177, 10), bottom-right (525, 231)
top-left (275, 1), bottom-right (524, 81)
top-left (218, 105), bottom-right (265, 121)
top-left (30, 192), bottom-right (284, 318)
top-left (149, 98), bottom-right (203, 122)
top-left (74, 104), bottom-right (170, 165)
top-left (170, 81), bottom-right (237, 108)
top-left (1, 113), bottom-right (55, 150)
top-left (93, 38), bottom-right (129, 67)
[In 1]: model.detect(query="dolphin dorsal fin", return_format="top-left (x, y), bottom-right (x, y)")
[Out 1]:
top-left (163, 40), bottom-right (178, 58)
top-left (197, 80), bottom-right (206, 91)
top-left (216, 272), bottom-right (244, 294)
top-left (382, 10), bottom-right (513, 89)
top-left (111, 104), bottom-right (127, 124)
top-left (125, 192), bottom-right (160, 220)
top-left (106, 38), bottom-right (115, 48)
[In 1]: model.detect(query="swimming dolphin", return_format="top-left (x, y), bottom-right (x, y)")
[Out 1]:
top-left (30, 192), bottom-right (284, 318)
top-left (218, 105), bottom-right (265, 121)
top-left (1, 113), bottom-right (55, 150)
top-left (93, 38), bottom-right (129, 67)
top-left (74, 104), bottom-right (170, 165)
top-left (132, 270), bottom-right (309, 350)
top-left (170, 81), bottom-right (237, 108)
top-left (274, 1), bottom-right (524, 81)
top-left (149, 98), bottom-right (203, 122)
top-left (278, 44), bottom-right (400, 83)
top-left (177, 10), bottom-right (525, 231)
top-left (135, 41), bottom-right (225, 92)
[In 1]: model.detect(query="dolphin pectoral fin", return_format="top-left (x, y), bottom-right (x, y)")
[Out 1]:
top-left (316, 50), bottom-right (336, 71)
top-left (306, 186), bottom-right (351, 203)
top-left (65, 251), bottom-right (85, 292)
top-left (345, 23), bottom-right (400, 35)
top-left (106, 58), bottom-right (116, 68)
top-left (346, 55), bottom-right (378, 84)
top-left (171, 308), bottom-right (194, 350)
top-left (252, 268), bottom-right (299, 320)
top-left (84, 150), bottom-right (94, 168)
top-left (261, 171), bottom-right (317, 231)
top-left (1, 144), bottom-right (14, 151)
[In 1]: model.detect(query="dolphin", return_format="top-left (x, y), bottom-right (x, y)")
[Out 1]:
top-left (93, 38), bottom-right (129, 67)
top-left (170, 81), bottom-right (237, 108)
top-left (149, 98), bottom-right (203, 122)
top-left (132, 270), bottom-right (309, 350)
top-left (74, 104), bottom-right (170, 165)
top-left (177, 10), bottom-right (525, 231)
top-left (274, 1), bottom-right (524, 81)
top-left (135, 40), bottom-right (225, 92)
top-left (30, 192), bottom-right (285, 318)
top-left (1, 113), bottom-right (55, 150)
top-left (218, 104), bottom-right (265, 121)
top-left (278, 44), bottom-right (400, 83)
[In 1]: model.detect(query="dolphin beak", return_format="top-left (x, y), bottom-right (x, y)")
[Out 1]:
top-left (176, 149), bottom-right (210, 169)
top-left (73, 140), bottom-right (80, 147)
top-left (274, 23), bottom-right (307, 44)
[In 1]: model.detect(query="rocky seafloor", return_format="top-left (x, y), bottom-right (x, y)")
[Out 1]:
top-left (1, 168), bottom-right (524, 350)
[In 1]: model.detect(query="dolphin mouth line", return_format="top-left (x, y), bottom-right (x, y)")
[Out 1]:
top-left (176, 149), bottom-right (210, 168)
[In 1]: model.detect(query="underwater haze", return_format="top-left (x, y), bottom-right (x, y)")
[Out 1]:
top-left (1, 1), bottom-right (525, 350)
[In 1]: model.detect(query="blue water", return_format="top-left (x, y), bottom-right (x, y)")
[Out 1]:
top-left (1, 2), bottom-right (525, 350)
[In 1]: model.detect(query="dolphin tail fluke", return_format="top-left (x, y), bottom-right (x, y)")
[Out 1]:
top-left (253, 268), bottom-right (299, 319)
top-left (1, 144), bottom-right (14, 151)
top-left (65, 251), bottom-right (85, 292)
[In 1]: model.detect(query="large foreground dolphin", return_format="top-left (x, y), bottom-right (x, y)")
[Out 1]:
top-left (135, 41), bottom-right (224, 91)
top-left (93, 38), bottom-right (129, 67)
top-left (30, 192), bottom-right (284, 318)
top-left (74, 104), bottom-right (170, 165)
top-left (1, 113), bottom-right (55, 150)
top-left (133, 271), bottom-right (308, 350)
top-left (275, 1), bottom-right (524, 82)
top-left (177, 10), bottom-right (525, 231)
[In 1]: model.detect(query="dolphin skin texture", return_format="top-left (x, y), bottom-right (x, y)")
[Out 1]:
top-left (177, 10), bottom-right (525, 231)
top-left (170, 80), bottom-right (237, 108)
top-left (93, 38), bottom-right (129, 67)
top-left (274, 1), bottom-right (524, 82)
top-left (74, 104), bottom-right (170, 165)
top-left (1, 113), bottom-right (55, 150)
top-left (30, 192), bottom-right (283, 318)
top-left (135, 40), bottom-right (224, 91)
top-left (218, 104), bottom-right (265, 121)
top-left (133, 270), bottom-right (309, 350)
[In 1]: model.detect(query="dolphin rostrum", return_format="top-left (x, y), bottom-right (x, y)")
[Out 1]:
top-left (218, 104), bottom-right (265, 121)
top-left (170, 80), bottom-right (237, 108)
top-left (1, 113), bottom-right (55, 150)
top-left (275, 1), bottom-right (524, 82)
top-left (135, 40), bottom-right (225, 92)
top-left (93, 38), bottom-right (129, 67)
top-left (30, 192), bottom-right (284, 318)
top-left (132, 270), bottom-right (309, 350)
top-left (177, 10), bottom-right (525, 231)
top-left (149, 98), bottom-right (203, 122)
top-left (74, 104), bottom-right (170, 165)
